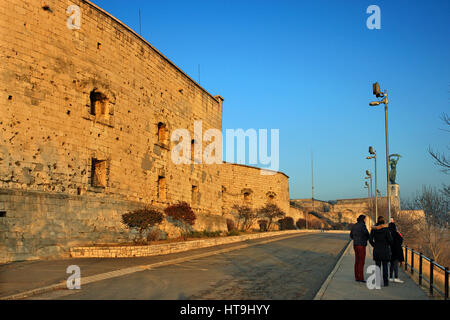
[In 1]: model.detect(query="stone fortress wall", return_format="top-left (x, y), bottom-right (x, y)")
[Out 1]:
top-left (0, 0), bottom-right (290, 263)
top-left (291, 194), bottom-right (401, 228)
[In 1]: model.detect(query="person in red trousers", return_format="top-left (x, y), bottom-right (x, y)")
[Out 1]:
top-left (350, 215), bottom-right (370, 282)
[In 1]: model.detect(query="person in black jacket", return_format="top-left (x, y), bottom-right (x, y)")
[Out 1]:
top-left (369, 216), bottom-right (393, 286)
top-left (350, 215), bottom-right (370, 282)
top-left (388, 222), bottom-right (405, 283)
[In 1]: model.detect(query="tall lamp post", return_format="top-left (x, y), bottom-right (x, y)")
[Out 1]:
top-left (364, 181), bottom-right (369, 197)
top-left (364, 181), bottom-right (371, 226)
top-left (367, 146), bottom-right (378, 223)
top-left (365, 171), bottom-right (373, 226)
top-left (369, 82), bottom-right (391, 222)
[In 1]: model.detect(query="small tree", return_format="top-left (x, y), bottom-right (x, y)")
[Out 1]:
top-left (428, 113), bottom-right (449, 174)
top-left (122, 207), bottom-right (164, 244)
top-left (296, 218), bottom-right (306, 229)
top-left (226, 218), bottom-right (236, 232)
top-left (164, 202), bottom-right (196, 240)
top-left (413, 186), bottom-right (449, 264)
top-left (232, 204), bottom-right (257, 231)
top-left (278, 216), bottom-right (295, 230)
top-left (257, 204), bottom-right (286, 231)
top-left (258, 219), bottom-right (268, 232)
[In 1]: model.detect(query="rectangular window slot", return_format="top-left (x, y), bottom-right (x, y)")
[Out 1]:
top-left (157, 176), bottom-right (166, 200)
top-left (91, 158), bottom-right (107, 187)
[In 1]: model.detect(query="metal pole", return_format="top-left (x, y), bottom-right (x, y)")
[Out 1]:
top-left (384, 90), bottom-right (391, 222)
top-left (374, 152), bottom-right (378, 223)
top-left (312, 151), bottom-right (314, 208)
top-left (366, 185), bottom-right (373, 225)
top-left (367, 184), bottom-right (372, 227)
top-left (370, 174), bottom-right (373, 225)
top-left (445, 267), bottom-right (448, 300)
top-left (430, 259), bottom-right (434, 296)
top-left (419, 253), bottom-right (423, 285)
top-left (405, 246), bottom-right (408, 271)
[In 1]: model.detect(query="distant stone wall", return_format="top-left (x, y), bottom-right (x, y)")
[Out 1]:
top-left (290, 197), bottom-right (399, 226)
top-left (289, 206), bottom-right (305, 222)
top-left (220, 163), bottom-right (290, 217)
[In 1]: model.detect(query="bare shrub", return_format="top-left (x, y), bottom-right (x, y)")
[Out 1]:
top-left (164, 202), bottom-right (196, 240)
top-left (296, 218), bottom-right (306, 229)
top-left (121, 207), bottom-right (164, 244)
top-left (258, 219), bottom-right (268, 232)
top-left (278, 216), bottom-right (295, 230)
top-left (146, 229), bottom-right (160, 242)
top-left (232, 205), bottom-right (257, 231)
top-left (257, 204), bottom-right (286, 231)
top-left (397, 186), bottom-right (450, 266)
top-left (226, 218), bottom-right (236, 232)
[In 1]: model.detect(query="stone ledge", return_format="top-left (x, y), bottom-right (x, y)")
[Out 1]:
top-left (70, 230), bottom-right (330, 258)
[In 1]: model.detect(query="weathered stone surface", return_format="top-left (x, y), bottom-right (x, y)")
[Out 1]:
top-left (0, 0), bottom-right (291, 263)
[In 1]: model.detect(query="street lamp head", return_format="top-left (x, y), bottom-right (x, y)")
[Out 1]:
top-left (369, 146), bottom-right (375, 154)
top-left (369, 101), bottom-right (381, 106)
top-left (372, 82), bottom-right (384, 98)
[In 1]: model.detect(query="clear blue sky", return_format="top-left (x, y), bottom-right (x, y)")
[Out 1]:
top-left (90, 0), bottom-right (449, 201)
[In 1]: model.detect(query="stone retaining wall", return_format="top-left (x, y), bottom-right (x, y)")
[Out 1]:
top-left (70, 230), bottom-right (327, 258)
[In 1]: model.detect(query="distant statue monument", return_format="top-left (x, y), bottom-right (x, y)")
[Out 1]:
top-left (389, 154), bottom-right (401, 184)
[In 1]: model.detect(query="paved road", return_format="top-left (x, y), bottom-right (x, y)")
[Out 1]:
top-left (29, 233), bottom-right (349, 300)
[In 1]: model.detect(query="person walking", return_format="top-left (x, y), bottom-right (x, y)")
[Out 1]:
top-left (369, 216), bottom-right (393, 287)
top-left (388, 222), bottom-right (404, 283)
top-left (350, 215), bottom-right (370, 282)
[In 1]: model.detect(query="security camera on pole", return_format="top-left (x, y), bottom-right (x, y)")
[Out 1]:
top-left (369, 82), bottom-right (391, 222)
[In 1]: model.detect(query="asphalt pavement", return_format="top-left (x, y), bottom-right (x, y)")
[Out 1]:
top-left (11, 232), bottom-right (350, 300)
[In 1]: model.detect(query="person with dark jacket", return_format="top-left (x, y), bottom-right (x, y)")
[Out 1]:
top-left (369, 216), bottom-right (393, 286)
top-left (388, 222), bottom-right (404, 283)
top-left (350, 215), bottom-right (370, 282)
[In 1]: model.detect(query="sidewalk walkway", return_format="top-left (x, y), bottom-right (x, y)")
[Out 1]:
top-left (316, 243), bottom-right (429, 300)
